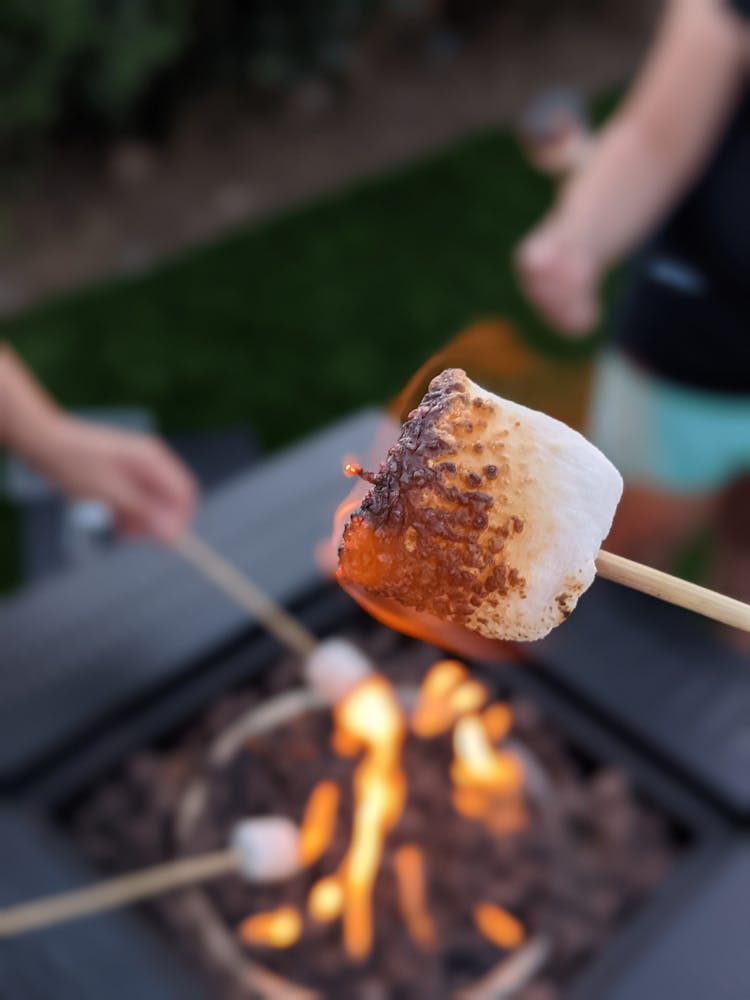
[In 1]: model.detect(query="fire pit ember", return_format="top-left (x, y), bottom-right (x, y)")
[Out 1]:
top-left (71, 621), bottom-right (678, 1000)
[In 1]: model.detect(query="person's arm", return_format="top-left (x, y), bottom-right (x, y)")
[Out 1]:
top-left (0, 344), bottom-right (197, 543)
top-left (516, 0), bottom-right (750, 334)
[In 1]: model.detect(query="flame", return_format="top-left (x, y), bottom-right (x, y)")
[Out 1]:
top-left (448, 680), bottom-right (488, 716)
top-left (344, 763), bottom-right (406, 959)
top-left (388, 319), bottom-right (593, 431)
top-left (394, 845), bottom-right (437, 951)
top-left (412, 660), bottom-right (488, 738)
top-left (309, 876), bottom-right (344, 923)
top-left (412, 660), bottom-right (467, 737)
top-left (238, 906), bottom-right (303, 949)
top-left (421, 660), bottom-right (468, 697)
top-left (451, 786), bottom-right (489, 820)
top-left (451, 715), bottom-right (524, 794)
top-left (331, 727), bottom-right (360, 758)
top-left (482, 703), bottom-right (513, 743)
top-left (334, 675), bottom-right (407, 960)
top-left (316, 418), bottom-right (400, 578)
top-left (299, 781), bottom-right (340, 866)
top-left (336, 573), bottom-right (520, 661)
top-left (334, 675), bottom-right (403, 760)
top-left (474, 903), bottom-right (525, 950)
top-left (451, 710), bottom-right (526, 830)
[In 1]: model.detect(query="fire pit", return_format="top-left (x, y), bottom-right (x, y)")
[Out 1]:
top-left (70, 615), bottom-right (680, 999)
top-left (2, 409), bottom-right (745, 999)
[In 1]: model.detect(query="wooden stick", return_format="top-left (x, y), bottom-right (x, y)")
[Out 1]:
top-left (455, 935), bottom-right (551, 1000)
top-left (0, 849), bottom-right (240, 938)
top-left (176, 532), bottom-right (318, 658)
top-left (596, 550), bottom-right (750, 633)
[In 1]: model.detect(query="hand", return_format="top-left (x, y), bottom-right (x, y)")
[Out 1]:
top-left (37, 416), bottom-right (198, 544)
top-left (515, 218), bottom-right (601, 336)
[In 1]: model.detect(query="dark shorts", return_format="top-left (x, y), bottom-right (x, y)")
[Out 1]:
top-left (615, 247), bottom-right (750, 395)
top-left (596, 248), bottom-right (750, 492)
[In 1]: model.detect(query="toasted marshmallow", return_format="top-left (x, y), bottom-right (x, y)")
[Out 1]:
top-left (338, 369), bottom-right (622, 642)
top-left (231, 816), bottom-right (301, 882)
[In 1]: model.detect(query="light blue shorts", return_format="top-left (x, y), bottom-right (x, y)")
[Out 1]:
top-left (588, 351), bottom-right (750, 494)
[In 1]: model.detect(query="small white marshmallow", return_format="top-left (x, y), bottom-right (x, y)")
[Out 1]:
top-left (304, 638), bottom-right (373, 703)
top-left (230, 816), bottom-right (301, 882)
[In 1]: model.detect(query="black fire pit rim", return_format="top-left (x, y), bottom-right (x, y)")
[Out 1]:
top-left (21, 582), bottom-right (354, 810)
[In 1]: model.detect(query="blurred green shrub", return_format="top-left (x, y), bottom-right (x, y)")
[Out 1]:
top-left (0, 0), bottom-right (381, 148)
top-left (0, 0), bottom-right (188, 147)
top-left (0, 0), bottom-right (609, 150)
top-left (193, 0), bottom-right (377, 92)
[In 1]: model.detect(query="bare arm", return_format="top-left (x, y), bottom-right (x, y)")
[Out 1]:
top-left (0, 344), bottom-right (63, 463)
top-left (0, 344), bottom-right (197, 542)
top-left (516, 0), bottom-right (749, 333)
top-left (561, 0), bottom-right (747, 263)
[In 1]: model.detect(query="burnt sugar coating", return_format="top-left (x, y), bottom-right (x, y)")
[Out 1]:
top-left (338, 369), bottom-right (623, 642)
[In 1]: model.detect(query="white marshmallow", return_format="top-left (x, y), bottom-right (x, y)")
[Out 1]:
top-left (304, 638), bottom-right (373, 702)
top-left (230, 816), bottom-right (301, 882)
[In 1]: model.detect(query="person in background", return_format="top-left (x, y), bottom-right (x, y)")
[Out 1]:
top-left (516, 0), bottom-right (750, 611)
top-left (0, 344), bottom-right (196, 544)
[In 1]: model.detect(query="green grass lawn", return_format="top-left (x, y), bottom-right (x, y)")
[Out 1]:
top-left (0, 118), bottom-right (615, 590)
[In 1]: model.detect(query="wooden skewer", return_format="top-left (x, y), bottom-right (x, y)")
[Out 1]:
top-left (0, 849), bottom-right (241, 938)
top-left (176, 532), bottom-right (318, 658)
top-left (178, 531), bottom-right (750, 642)
top-left (596, 549), bottom-right (750, 633)
top-left (455, 935), bottom-right (551, 1000)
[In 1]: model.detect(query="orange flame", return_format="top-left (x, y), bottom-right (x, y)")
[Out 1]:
top-left (344, 763), bottom-right (406, 959)
top-left (482, 703), bottom-right (513, 743)
top-left (422, 660), bottom-right (468, 696)
top-left (308, 876), bottom-right (344, 923)
top-left (299, 781), bottom-right (340, 866)
top-left (394, 845), bottom-right (437, 951)
top-left (474, 903), bottom-right (525, 950)
top-left (451, 786), bottom-right (489, 820)
top-left (451, 715), bottom-right (524, 794)
top-left (237, 906), bottom-right (303, 949)
top-left (336, 574), bottom-right (520, 662)
top-left (451, 711), bottom-right (527, 833)
top-left (412, 660), bottom-right (466, 738)
top-left (412, 660), bottom-right (488, 738)
top-left (316, 417), bottom-right (400, 578)
top-left (334, 675), bottom-right (404, 762)
top-left (388, 319), bottom-right (593, 431)
top-left (335, 675), bottom-right (407, 960)
top-left (448, 680), bottom-right (488, 716)
top-left (331, 727), bottom-right (361, 758)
